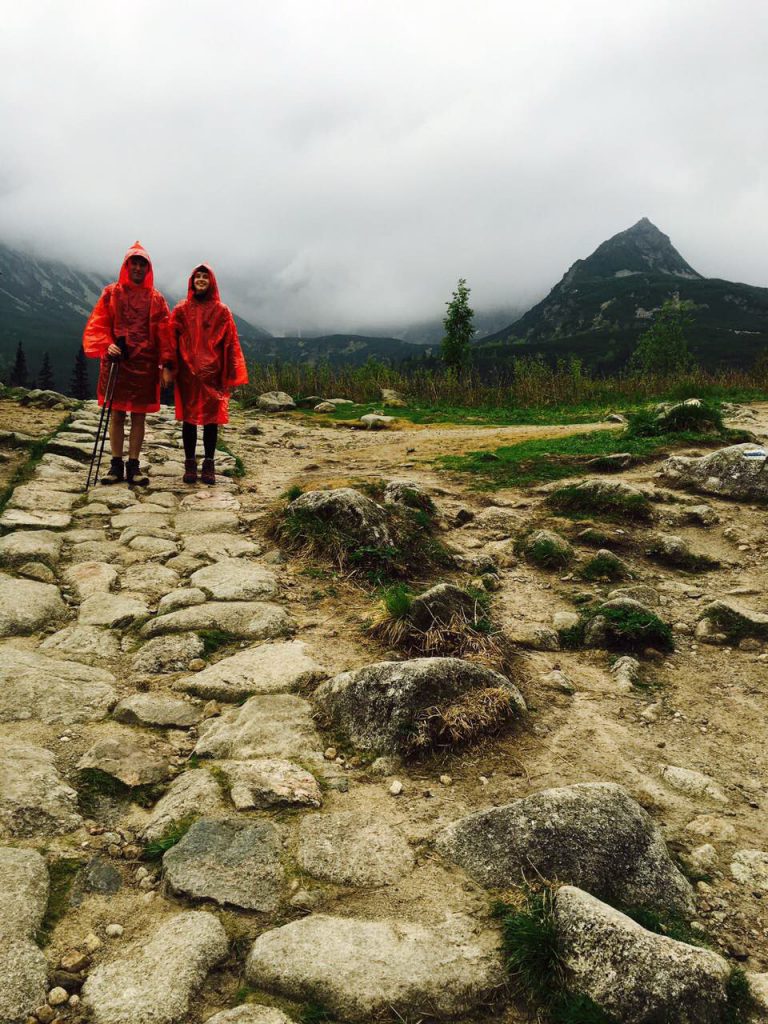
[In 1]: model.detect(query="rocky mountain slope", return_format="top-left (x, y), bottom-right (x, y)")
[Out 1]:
top-left (479, 218), bottom-right (768, 370)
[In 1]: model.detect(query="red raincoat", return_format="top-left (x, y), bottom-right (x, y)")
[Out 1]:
top-left (168, 264), bottom-right (248, 426)
top-left (82, 242), bottom-right (170, 414)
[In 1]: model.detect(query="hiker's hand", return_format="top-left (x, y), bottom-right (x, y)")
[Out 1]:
top-left (161, 368), bottom-right (174, 387)
top-left (107, 343), bottom-right (122, 359)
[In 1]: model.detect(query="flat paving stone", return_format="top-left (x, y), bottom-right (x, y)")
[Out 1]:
top-left (0, 571), bottom-right (68, 636)
top-left (141, 601), bottom-right (292, 640)
top-left (176, 640), bottom-right (326, 702)
top-left (190, 559), bottom-right (278, 601)
top-left (297, 811), bottom-right (414, 886)
top-left (0, 644), bottom-right (117, 724)
top-left (131, 633), bottom-right (205, 674)
top-left (195, 694), bottom-right (321, 760)
top-left (0, 847), bottom-right (49, 939)
top-left (245, 913), bottom-right (505, 1021)
top-left (113, 692), bottom-right (202, 728)
top-left (81, 911), bottom-right (228, 1024)
top-left (79, 592), bottom-right (150, 628)
top-left (121, 564), bottom-right (180, 601)
top-left (142, 770), bottom-right (228, 842)
top-left (111, 512), bottom-right (172, 531)
top-left (63, 561), bottom-right (119, 600)
top-left (7, 483), bottom-right (81, 511)
top-left (217, 759), bottom-right (322, 810)
top-left (0, 742), bottom-right (82, 837)
top-left (163, 818), bottom-right (284, 912)
top-left (174, 510), bottom-right (240, 535)
top-left (78, 733), bottom-right (173, 786)
top-left (0, 508), bottom-right (72, 530)
top-left (0, 529), bottom-right (63, 567)
top-left (41, 624), bottom-right (122, 665)
top-left (182, 533), bottom-right (261, 560)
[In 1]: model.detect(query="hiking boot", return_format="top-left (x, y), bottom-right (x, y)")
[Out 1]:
top-left (183, 458), bottom-right (198, 484)
top-left (126, 458), bottom-right (149, 487)
top-left (100, 457), bottom-right (124, 485)
top-left (201, 458), bottom-right (216, 486)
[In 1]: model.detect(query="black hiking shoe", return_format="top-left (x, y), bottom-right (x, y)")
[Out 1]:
top-left (100, 457), bottom-right (124, 485)
top-left (201, 458), bottom-right (216, 486)
top-left (126, 458), bottom-right (149, 487)
top-left (183, 458), bottom-right (198, 484)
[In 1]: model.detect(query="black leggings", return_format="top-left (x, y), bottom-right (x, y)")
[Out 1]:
top-left (182, 422), bottom-right (218, 460)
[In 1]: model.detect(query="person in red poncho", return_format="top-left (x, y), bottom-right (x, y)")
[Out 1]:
top-left (82, 242), bottom-right (170, 485)
top-left (164, 264), bottom-right (248, 485)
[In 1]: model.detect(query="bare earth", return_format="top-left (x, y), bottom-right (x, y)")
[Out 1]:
top-left (1, 398), bottom-right (766, 1023)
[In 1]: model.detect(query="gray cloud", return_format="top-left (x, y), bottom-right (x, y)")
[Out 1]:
top-left (1, 0), bottom-right (767, 332)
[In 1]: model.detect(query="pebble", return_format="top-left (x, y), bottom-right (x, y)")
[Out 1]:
top-left (389, 780), bottom-right (404, 796)
top-left (440, 774), bottom-right (453, 786)
top-left (188, 658), bottom-right (206, 671)
top-left (60, 950), bottom-right (89, 972)
top-left (324, 747), bottom-right (337, 761)
top-left (47, 987), bottom-right (68, 1006)
top-left (105, 923), bottom-right (124, 938)
top-left (36, 1006), bottom-right (55, 1024)
top-left (68, 994), bottom-right (80, 1008)
top-left (135, 866), bottom-right (149, 882)
top-left (83, 932), bottom-right (101, 952)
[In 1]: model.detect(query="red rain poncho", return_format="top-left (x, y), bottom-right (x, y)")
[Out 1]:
top-left (168, 264), bottom-right (248, 426)
top-left (82, 242), bottom-right (170, 414)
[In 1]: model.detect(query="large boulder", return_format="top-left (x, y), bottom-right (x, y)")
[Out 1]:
top-left (245, 914), bottom-right (504, 1021)
top-left (257, 391), bottom-right (296, 412)
top-left (660, 443), bottom-right (768, 501)
top-left (555, 886), bottom-right (731, 1024)
top-left (282, 488), bottom-right (393, 551)
top-left (81, 911), bottom-right (228, 1024)
top-left (436, 782), bottom-right (694, 916)
top-left (696, 599), bottom-right (768, 641)
top-left (314, 658), bottom-right (526, 756)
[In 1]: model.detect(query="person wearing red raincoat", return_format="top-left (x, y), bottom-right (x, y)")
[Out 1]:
top-left (82, 242), bottom-right (170, 485)
top-left (165, 264), bottom-right (248, 485)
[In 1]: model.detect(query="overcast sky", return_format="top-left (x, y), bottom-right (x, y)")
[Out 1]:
top-left (1, 0), bottom-right (767, 332)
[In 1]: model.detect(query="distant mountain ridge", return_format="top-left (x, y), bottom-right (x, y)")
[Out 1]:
top-left (478, 218), bottom-right (768, 370)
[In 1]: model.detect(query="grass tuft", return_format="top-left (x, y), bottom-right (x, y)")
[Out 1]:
top-left (627, 400), bottom-right (725, 437)
top-left (143, 816), bottom-right (196, 861)
top-left (579, 552), bottom-right (631, 582)
top-left (282, 484), bottom-right (304, 501)
top-left (559, 604), bottom-right (673, 653)
top-left (197, 629), bottom-right (240, 655)
top-left (546, 483), bottom-right (653, 522)
top-left (725, 967), bottom-right (759, 1024)
top-left (407, 686), bottom-right (520, 753)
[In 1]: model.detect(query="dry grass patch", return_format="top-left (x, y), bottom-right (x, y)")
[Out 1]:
top-left (407, 686), bottom-right (520, 754)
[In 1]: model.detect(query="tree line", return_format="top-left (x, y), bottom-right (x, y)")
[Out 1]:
top-left (4, 342), bottom-right (90, 398)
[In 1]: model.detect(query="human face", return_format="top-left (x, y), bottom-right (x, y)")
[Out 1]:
top-left (127, 255), bottom-right (149, 285)
top-left (193, 269), bottom-right (210, 294)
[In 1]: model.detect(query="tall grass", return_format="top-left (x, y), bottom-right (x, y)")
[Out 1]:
top-left (239, 356), bottom-right (768, 413)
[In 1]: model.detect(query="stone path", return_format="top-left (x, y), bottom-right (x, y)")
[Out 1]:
top-left (2, 401), bottom-right (766, 1024)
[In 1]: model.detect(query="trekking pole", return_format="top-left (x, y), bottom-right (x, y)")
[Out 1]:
top-left (85, 359), bottom-right (120, 490)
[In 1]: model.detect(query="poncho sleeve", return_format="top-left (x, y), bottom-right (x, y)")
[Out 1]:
top-left (82, 286), bottom-right (115, 358)
top-left (163, 304), bottom-right (183, 371)
top-left (222, 311), bottom-right (249, 389)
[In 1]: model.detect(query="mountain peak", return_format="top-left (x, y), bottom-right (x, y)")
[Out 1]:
top-left (567, 218), bottom-right (702, 283)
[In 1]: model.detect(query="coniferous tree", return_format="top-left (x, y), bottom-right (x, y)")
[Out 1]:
top-left (441, 278), bottom-right (474, 372)
top-left (37, 352), bottom-right (55, 390)
top-left (9, 342), bottom-right (30, 389)
top-left (631, 296), bottom-right (695, 375)
top-left (69, 347), bottom-right (90, 399)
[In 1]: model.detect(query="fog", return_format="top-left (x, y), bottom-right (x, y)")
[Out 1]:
top-left (1, 0), bottom-right (766, 332)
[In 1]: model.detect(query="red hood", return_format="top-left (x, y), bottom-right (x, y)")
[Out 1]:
top-left (186, 263), bottom-right (221, 302)
top-left (117, 241), bottom-right (154, 290)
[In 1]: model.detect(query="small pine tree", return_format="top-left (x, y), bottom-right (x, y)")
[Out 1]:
top-left (441, 278), bottom-right (475, 371)
top-left (37, 352), bottom-right (54, 390)
top-left (631, 296), bottom-right (695, 375)
top-left (69, 347), bottom-right (90, 399)
top-left (9, 341), bottom-right (30, 389)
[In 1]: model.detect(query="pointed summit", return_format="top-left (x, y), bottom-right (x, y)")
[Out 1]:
top-left (566, 218), bottom-right (702, 284)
